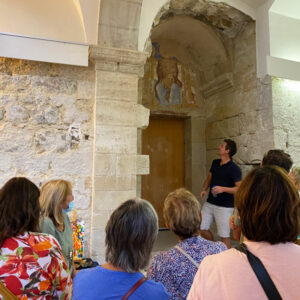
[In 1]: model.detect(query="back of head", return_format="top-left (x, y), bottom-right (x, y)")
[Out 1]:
top-left (0, 177), bottom-right (40, 247)
top-left (105, 198), bottom-right (158, 273)
top-left (236, 166), bottom-right (299, 244)
top-left (224, 139), bottom-right (237, 157)
top-left (163, 188), bottom-right (201, 239)
top-left (39, 179), bottom-right (72, 227)
top-left (262, 149), bottom-right (293, 172)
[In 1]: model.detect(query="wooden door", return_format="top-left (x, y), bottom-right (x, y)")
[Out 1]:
top-left (142, 117), bottom-right (185, 228)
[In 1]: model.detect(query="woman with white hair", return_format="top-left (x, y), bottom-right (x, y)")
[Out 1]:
top-left (72, 198), bottom-right (170, 300)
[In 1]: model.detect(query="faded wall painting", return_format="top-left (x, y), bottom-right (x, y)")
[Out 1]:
top-left (143, 42), bottom-right (197, 109)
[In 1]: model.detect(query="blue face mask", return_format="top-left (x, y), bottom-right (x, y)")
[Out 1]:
top-left (63, 201), bottom-right (74, 214)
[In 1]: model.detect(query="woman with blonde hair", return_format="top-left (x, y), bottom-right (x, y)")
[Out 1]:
top-left (40, 179), bottom-right (74, 273)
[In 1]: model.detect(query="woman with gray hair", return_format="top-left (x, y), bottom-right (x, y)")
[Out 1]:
top-left (72, 198), bottom-right (170, 300)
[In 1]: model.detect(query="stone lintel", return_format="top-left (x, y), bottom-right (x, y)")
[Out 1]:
top-left (90, 46), bottom-right (148, 75)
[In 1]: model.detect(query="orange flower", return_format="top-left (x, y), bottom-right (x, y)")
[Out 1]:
top-left (39, 280), bottom-right (50, 291)
top-left (21, 296), bottom-right (28, 300)
top-left (32, 240), bottom-right (52, 252)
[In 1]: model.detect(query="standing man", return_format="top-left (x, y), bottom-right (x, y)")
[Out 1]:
top-left (200, 139), bottom-right (241, 248)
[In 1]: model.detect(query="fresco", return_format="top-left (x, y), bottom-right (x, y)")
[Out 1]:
top-left (143, 42), bottom-right (197, 108)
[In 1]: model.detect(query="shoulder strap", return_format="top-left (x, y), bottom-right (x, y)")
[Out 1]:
top-left (235, 243), bottom-right (282, 300)
top-left (122, 276), bottom-right (147, 300)
top-left (0, 280), bottom-right (18, 300)
top-left (175, 245), bottom-right (200, 268)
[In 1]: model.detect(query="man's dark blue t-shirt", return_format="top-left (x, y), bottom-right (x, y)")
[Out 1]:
top-left (207, 159), bottom-right (241, 208)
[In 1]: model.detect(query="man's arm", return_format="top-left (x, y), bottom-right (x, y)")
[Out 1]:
top-left (200, 173), bottom-right (212, 198)
top-left (212, 181), bottom-right (241, 195)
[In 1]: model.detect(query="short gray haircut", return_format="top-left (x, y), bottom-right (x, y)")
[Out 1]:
top-left (105, 198), bottom-right (158, 273)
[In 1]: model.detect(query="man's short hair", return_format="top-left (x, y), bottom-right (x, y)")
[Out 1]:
top-left (224, 139), bottom-right (237, 157)
top-left (163, 188), bottom-right (201, 239)
top-left (236, 165), bottom-right (299, 244)
top-left (105, 198), bottom-right (158, 273)
top-left (262, 149), bottom-right (293, 172)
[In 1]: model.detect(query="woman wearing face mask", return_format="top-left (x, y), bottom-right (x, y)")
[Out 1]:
top-left (39, 179), bottom-right (75, 275)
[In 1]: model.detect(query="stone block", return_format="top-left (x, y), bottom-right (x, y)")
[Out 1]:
top-left (30, 76), bottom-right (77, 95)
top-left (191, 117), bottom-right (206, 142)
top-left (93, 190), bottom-right (136, 212)
top-left (116, 155), bottom-right (136, 175)
top-left (191, 164), bottom-right (207, 199)
top-left (92, 211), bottom-right (110, 228)
top-left (136, 155), bottom-right (149, 175)
top-left (77, 80), bottom-right (95, 99)
top-left (6, 104), bottom-right (29, 123)
top-left (51, 153), bottom-right (93, 177)
top-left (206, 138), bottom-right (223, 150)
top-left (94, 154), bottom-right (117, 176)
top-left (238, 111), bottom-right (258, 135)
top-left (91, 228), bottom-right (106, 257)
top-left (96, 100), bottom-right (135, 126)
top-left (94, 175), bottom-right (136, 191)
top-left (192, 142), bottom-right (206, 165)
top-left (33, 130), bottom-right (70, 154)
top-left (136, 104), bottom-right (149, 129)
top-left (96, 71), bottom-right (138, 102)
top-left (95, 125), bottom-right (137, 154)
top-left (206, 117), bottom-right (239, 139)
top-left (273, 128), bottom-right (288, 149)
top-left (0, 126), bottom-right (32, 152)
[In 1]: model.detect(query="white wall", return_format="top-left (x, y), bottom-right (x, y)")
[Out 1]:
top-left (0, 0), bottom-right (86, 43)
top-left (0, 0), bottom-right (100, 65)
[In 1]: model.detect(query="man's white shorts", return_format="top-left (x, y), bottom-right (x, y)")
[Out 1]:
top-left (200, 202), bottom-right (234, 238)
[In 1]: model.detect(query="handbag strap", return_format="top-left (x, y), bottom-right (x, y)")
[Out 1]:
top-left (121, 276), bottom-right (147, 300)
top-left (235, 243), bottom-right (282, 300)
top-left (175, 245), bottom-right (200, 268)
top-left (0, 280), bottom-right (18, 300)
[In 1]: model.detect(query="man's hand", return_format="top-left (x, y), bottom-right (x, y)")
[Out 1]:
top-left (200, 190), bottom-right (207, 199)
top-left (212, 186), bottom-right (224, 194)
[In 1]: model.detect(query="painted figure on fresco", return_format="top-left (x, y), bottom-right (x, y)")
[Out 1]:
top-left (153, 42), bottom-right (183, 106)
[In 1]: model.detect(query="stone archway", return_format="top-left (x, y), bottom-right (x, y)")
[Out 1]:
top-left (139, 0), bottom-right (274, 203)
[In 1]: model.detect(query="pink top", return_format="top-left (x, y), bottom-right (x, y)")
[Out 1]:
top-left (187, 241), bottom-right (300, 300)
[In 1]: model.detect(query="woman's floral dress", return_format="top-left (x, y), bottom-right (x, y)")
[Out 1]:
top-left (0, 232), bottom-right (72, 300)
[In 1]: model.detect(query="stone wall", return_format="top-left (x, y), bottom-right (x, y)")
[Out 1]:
top-left (205, 22), bottom-right (274, 177)
top-left (0, 57), bottom-right (95, 255)
top-left (272, 77), bottom-right (300, 165)
top-left (90, 46), bottom-right (149, 263)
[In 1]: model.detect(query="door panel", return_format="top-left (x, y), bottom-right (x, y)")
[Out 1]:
top-left (142, 117), bottom-right (185, 228)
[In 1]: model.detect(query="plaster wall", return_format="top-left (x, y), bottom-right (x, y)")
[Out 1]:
top-left (272, 78), bottom-right (300, 165)
top-left (0, 57), bottom-right (95, 255)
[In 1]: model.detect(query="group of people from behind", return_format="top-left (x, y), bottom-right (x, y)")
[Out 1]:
top-left (0, 177), bottom-right (73, 299)
top-left (0, 145), bottom-right (299, 299)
